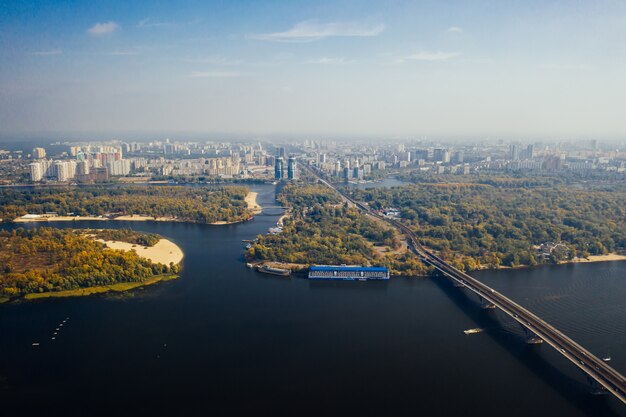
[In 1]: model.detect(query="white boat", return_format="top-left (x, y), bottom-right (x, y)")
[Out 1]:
top-left (464, 328), bottom-right (483, 335)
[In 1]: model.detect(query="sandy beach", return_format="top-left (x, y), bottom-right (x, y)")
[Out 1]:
top-left (113, 215), bottom-right (176, 222)
top-left (14, 214), bottom-right (177, 223)
top-left (246, 191), bottom-right (262, 214)
top-left (14, 215), bottom-right (108, 222)
top-left (569, 253), bottom-right (626, 263)
top-left (96, 238), bottom-right (184, 265)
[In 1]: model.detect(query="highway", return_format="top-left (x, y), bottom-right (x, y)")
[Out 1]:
top-left (305, 166), bottom-right (626, 405)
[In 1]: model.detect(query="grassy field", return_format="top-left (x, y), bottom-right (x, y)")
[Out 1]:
top-left (23, 274), bottom-right (178, 300)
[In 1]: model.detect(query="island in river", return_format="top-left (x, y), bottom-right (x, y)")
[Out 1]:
top-left (0, 227), bottom-right (183, 303)
top-left (1, 185), bottom-right (259, 225)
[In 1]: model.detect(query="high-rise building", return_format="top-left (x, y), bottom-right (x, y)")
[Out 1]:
top-left (526, 144), bottom-right (534, 159)
top-left (287, 157), bottom-right (297, 179)
top-left (55, 161), bottom-right (76, 182)
top-left (433, 148), bottom-right (450, 163)
top-left (510, 144), bottom-right (521, 161)
top-left (275, 157), bottom-right (284, 179)
top-left (29, 162), bottom-right (43, 181)
top-left (108, 159), bottom-right (131, 176)
top-left (32, 147), bottom-right (46, 159)
top-left (276, 147), bottom-right (286, 158)
top-left (77, 160), bottom-right (90, 176)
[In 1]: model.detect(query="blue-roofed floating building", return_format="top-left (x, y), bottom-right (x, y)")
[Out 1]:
top-left (308, 265), bottom-right (390, 281)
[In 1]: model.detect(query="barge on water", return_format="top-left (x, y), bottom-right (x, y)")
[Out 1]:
top-left (308, 265), bottom-right (390, 281)
top-left (257, 265), bottom-right (291, 277)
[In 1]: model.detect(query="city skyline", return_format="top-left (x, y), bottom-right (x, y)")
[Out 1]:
top-left (2, 1), bottom-right (626, 139)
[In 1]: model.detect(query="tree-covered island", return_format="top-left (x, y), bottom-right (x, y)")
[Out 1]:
top-left (0, 185), bottom-right (255, 224)
top-left (0, 227), bottom-right (182, 302)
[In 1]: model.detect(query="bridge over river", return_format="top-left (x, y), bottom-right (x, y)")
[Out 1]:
top-left (304, 166), bottom-right (626, 405)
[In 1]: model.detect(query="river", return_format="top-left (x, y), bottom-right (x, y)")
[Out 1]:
top-left (1, 183), bottom-right (625, 416)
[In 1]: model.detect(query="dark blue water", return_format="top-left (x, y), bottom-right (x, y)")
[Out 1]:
top-left (1, 184), bottom-right (625, 416)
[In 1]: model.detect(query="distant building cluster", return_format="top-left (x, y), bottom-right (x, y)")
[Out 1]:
top-left (295, 138), bottom-right (626, 180)
top-left (273, 147), bottom-right (298, 180)
top-left (23, 140), bottom-right (281, 183)
top-left (0, 137), bottom-right (619, 185)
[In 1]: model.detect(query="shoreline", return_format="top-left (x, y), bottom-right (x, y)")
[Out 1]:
top-left (486, 253), bottom-right (626, 271)
top-left (22, 274), bottom-right (178, 301)
top-left (13, 215), bottom-right (179, 223)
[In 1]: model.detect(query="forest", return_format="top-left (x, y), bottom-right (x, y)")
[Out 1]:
top-left (346, 181), bottom-right (626, 270)
top-left (0, 185), bottom-right (251, 224)
top-left (247, 184), bottom-right (430, 276)
top-left (0, 227), bottom-right (179, 298)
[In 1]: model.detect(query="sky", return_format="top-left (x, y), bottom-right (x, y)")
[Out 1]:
top-left (1, 0), bottom-right (626, 140)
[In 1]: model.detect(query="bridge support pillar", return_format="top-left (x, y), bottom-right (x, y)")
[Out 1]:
top-left (518, 323), bottom-right (544, 344)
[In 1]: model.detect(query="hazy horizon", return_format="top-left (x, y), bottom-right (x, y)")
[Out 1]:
top-left (2, 0), bottom-right (626, 139)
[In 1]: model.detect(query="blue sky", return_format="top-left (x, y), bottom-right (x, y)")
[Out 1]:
top-left (1, 0), bottom-right (626, 139)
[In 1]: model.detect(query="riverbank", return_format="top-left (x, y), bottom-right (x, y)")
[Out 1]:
top-left (476, 252), bottom-right (626, 271)
top-left (96, 237), bottom-right (184, 265)
top-left (569, 253), bottom-right (626, 263)
top-left (13, 214), bottom-right (179, 223)
top-left (22, 274), bottom-right (178, 301)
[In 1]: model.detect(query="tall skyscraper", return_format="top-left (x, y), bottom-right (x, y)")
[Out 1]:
top-left (29, 162), bottom-right (43, 181)
top-left (287, 157), bottom-right (297, 179)
top-left (510, 144), bottom-right (521, 161)
top-left (275, 157), bottom-right (284, 179)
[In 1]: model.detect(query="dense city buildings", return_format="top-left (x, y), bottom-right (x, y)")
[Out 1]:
top-left (0, 137), bottom-right (623, 185)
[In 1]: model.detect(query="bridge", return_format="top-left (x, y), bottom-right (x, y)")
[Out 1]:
top-left (304, 165), bottom-right (626, 405)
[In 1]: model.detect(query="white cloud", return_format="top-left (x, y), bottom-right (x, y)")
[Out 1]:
top-left (250, 20), bottom-right (384, 42)
top-left (447, 26), bottom-right (464, 33)
top-left (306, 57), bottom-right (351, 64)
top-left (30, 49), bottom-right (62, 56)
top-left (88, 21), bottom-right (120, 36)
top-left (188, 71), bottom-right (243, 78)
top-left (396, 51), bottom-right (460, 63)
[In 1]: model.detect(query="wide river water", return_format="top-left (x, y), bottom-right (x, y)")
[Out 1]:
top-left (1, 183), bottom-right (625, 417)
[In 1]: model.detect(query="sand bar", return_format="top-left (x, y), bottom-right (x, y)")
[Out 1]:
top-left (246, 192), bottom-right (262, 214)
top-left (96, 238), bottom-right (184, 265)
top-left (570, 253), bottom-right (626, 263)
top-left (14, 214), bottom-right (177, 223)
top-left (15, 215), bottom-right (107, 222)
